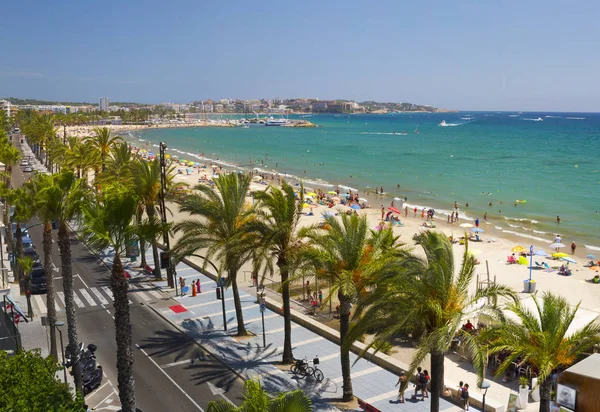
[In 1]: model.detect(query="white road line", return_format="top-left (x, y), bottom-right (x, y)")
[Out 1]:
top-left (33, 294), bottom-right (47, 315)
top-left (245, 313), bottom-right (279, 324)
top-left (279, 336), bottom-right (324, 351)
top-left (319, 352), bottom-right (340, 362)
top-left (148, 289), bottom-right (162, 299)
top-left (56, 291), bottom-right (66, 307)
top-left (80, 289), bottom-right (97, 306)
top-left (76, 274), bottom-right (89, 289)
top-left (136, 344), bottom-right (205, 411)
top-left (101, 286), bottom-right (114, 301)
top-left (85, 381), bottom-right (110, 400)
top-left (161, 359), bottom-right (193, 369)
top-left (332, 366), bottom-right (380, 384)
top-left (264, 324), bottom-right (301, 335)
top-left (184, 297), bottom-right (235, 310)
top-left (90, 287), bottom-right (109, 305)
top-left (130, 284), bottom-right (151, 302)
top-left (73, 291), bottom-right (85, 308)
top-left (364, 389), bottom-right (399, 404)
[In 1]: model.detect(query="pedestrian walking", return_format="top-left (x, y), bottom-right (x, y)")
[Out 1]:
top-left (461, 383), bottom-right (470, 410)
top-left (179, 277), bottom-right (186, 295)
top-left (192, 281), bottom-right (196, 297)
top-left (196, 279), bottom-right (201, 293)
top-left (396, 371), bottom-right (407, 403)
top-left (318, 289), bottom-right (323, 305)
top-left (456, 381), bottom-right (464, 400)
top-left (412, 367), bottom-right (423, 399)
top-left (421, 369), bottom-right (430, 398)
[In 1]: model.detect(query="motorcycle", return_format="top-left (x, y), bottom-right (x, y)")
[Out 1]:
top-left (82, 365), bottom-right (103, 395)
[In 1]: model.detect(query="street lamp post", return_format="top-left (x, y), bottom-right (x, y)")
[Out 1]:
top-left (479, 380), bottom-right (491, 412)
top-left (55, 321), bottom-right (67, 384)
top-left (219, 276), bottom-right (227, 331)
top-left (259, 285), bottom-right (266, 347)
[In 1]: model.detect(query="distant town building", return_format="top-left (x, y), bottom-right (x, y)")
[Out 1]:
top-left (99, 97), bottom-right (110, 112)
top-left (0, 100), bottom-right (12, 118)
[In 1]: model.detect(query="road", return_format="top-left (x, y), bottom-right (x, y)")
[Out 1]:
top-left (12, 136), bottom-right (244, 411)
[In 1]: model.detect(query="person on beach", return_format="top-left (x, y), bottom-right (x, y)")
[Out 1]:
top-left (380, 186), bottom-right (384, 193)
top-left (404, 206), bottom-right (408, 217)
top-left (414, 207), bottom-right (417, 217)
top-left (391, 200), bottom-right (395, 207)
top-left (454, 201), bottom-right (459, 209)
top-left (475, 218), bottom-right (479, 228)
top-left (396, 371), bottom-right (407, 403)
top-left (421, 208), bottom-right (425, 219)
top-left (556, 215), bottom-right (561, 224)
top-left (455, 211), bottom-right (459, 221)
top-left (381, 206), bottom-right (385, 220)
top-left (484, 212), bottom-right (488, 222)
top-left (571, 241), bottom-right (576, 254)
top-left (375, 188), bottom-right (379, 195)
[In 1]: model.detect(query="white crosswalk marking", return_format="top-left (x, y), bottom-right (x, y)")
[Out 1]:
top-left (278, 336), bottom-right (324, 351)
top-left (56, 291), bottom-right (66, 307)
top-left (73, 291), bottom-right (85, 308)
top-left (131, 284), bottom-right (151, 302)
top-left (79, 289), bottom-right (97, 306)
top-left (90, 287), bottom-right (109, 305)
top-left (33, 294), bottom-right (47, 315)
top-left (101, 286), bottom-right (114, 301)
top-left (332, 366), bottom-right (380, 384)
top-left (148, 290), bottom-right (162, 299)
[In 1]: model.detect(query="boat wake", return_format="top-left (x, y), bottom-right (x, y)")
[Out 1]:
top-left (439, 120), bottom-right (461, 127)
top-left (567, 117), bottom-right (585, 120)
top-left (523, 117), bottom-right (543, 122)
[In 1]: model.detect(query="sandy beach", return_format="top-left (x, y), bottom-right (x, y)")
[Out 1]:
top-left (60, 122), bottom-right (231, 139)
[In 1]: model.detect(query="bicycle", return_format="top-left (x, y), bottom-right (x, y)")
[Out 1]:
top-left (291, 356), bottom-right (324, 382)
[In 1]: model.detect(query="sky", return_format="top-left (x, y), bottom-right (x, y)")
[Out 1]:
top-left (1, 0), bottom-right (600, 111)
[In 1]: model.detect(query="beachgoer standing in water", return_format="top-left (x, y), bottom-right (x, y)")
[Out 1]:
top-left (556, 215), bottom-right (561, 224)
top-left (571, 241), bottom-right (576, 254)
top-left (484, 213), bottom-right (487, 222)
top-left (414, 207), bottom-right (417, 217)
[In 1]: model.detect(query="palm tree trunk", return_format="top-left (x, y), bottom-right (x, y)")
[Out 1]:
top-left (111, 255), bottom-right (137, 412)
top-left (539, 377), bottom-right (553, 412)
top-left (43, 221), bottom-right (58, 360)
top-left (430, 350), bottom-right (445, 412)
top-left (58, 220), bottom-right (82, 394)
top-left (230, 269), bottom-right (247, 336)
top-left (279, 262), bottom-right (293, 364)
top-left (136, 210), bottom-right (147, 268)
top-left (4, 199), bottom-right (13, 253)
top-left (339, 293), bottom-right (353, 402)
top-left (16, 225), bottom-right (24, 294)
top-left (146, 205), bottom-right (162, 279)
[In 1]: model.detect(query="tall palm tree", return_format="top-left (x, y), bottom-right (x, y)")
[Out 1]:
top-left (36, 170), bottom-right (88, 394)
top-left (299, 214), bottom-right (404, 401)
top-left (26, 175), bottom-right (59, 360)
top-left (479, 293), bottom-right (600, 412)
top-left (172, 173), bottom-right (256, 336)
top-left (251, 182), bottom-right (303, 364)
top-left (0, 143), bottom-right (21, 250)
top-left (348, 231), bottom-right (515, 412)
top-left (11, 188), bottom-right (34, 295)
top-left (81, 184), bottom-right (138, 412)
top-left (132, 158), bottom-right (162, 279)
top-left (85, 127), bottom-right (122, 172)
top-left (207, 379), bottom-right (311, 412)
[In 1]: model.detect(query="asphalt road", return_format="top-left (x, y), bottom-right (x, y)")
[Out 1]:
top-left (12, 136), bottom-right (244, 411)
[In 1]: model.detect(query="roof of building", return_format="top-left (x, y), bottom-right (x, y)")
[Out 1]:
top-left (565, 354), bottom-right (600, 379)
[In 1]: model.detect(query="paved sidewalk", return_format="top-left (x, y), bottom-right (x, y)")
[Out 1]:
top-left (132, 251), bottom-right (476, 412)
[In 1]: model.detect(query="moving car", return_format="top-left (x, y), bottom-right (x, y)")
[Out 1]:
top-left (29, 267), bottom-right (47, 293)
top-left (23, 166), bottom-right (33, 172)
top-left (22, 247), bottom-right (40, 264)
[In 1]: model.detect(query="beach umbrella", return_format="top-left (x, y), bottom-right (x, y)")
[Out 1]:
top-left (549, 242), bottom-right (566, 249)
top-left (471, 228), bottom-right (484, 233)
top-left (327, 191), bottom-right (336, 195)
top-left (307, 192), bottom-right (317, 197)
top-left (322, 211), bottom-right (336, 218)
top-left (561, 257), bottom-right (577, 264)
top-left (388, 207), bottom-right (401, 214)
top-left (351, 204), bottom-right (361, 210)
top-left (511, 246), bottom-right (525, 253)
top-left (468, 249), bottom-right (482, 256)
top-left (359, 198), bottom-right (369, 202)
top-left (459, 223), bottom-right (473, 228)
top-left (552, 252), bottom-right (568, 258)
top-left (533, 250), bottom-right (549, 257)
top-left (340, 193), bottom-right (351, 198)
top-left (303, 203), bottom-right (317, 209)
top-left (587, 254), bottom-right (595, 259)
top-left (330, 196), bottom-right (340, 202)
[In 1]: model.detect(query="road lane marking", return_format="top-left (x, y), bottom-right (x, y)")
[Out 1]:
top-left (90, 287), bottom-right (109, 305)
top-left (331, 366), bottom-right (380, 384)
top-left (136, 344), bottom-right (205, 411)
top-left (76, 274), bottom-right (89, 289)
top-left (79, 289), bottom-right (97, 306)
top-left (73, 291), bottom-right (85, 308)
top-left (102, 285), bottom-right (132, 305)
top-left (148, 289), bottom-right (162, 299)
top-left (161, 359), bottom-right (193, 369)
top-left (131, 284), bottom-right (151, 302)
top-left (279, 336), bottom-right (324, 351)
top-left (33, 294), bottom-right (47, 315)
top-left (56, 291), bottom-right (66, 307)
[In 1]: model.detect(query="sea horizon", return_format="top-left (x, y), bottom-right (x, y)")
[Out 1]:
top-left (127, 111), bottom-right (600, 251)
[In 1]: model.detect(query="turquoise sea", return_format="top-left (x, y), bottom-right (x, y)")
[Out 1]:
top-left (132, 112), bottom-right (600, 251)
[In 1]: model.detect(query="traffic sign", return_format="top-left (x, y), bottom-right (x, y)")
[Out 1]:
top-left (260, 303), bottom-right (265, 313)
top-left (218, 277), bottom-right (225, 287)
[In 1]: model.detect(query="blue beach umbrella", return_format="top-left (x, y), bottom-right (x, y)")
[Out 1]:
top-left (351, 204), bottom-right (361, 210)
top-left (471, 228), bottom-right (484, 233)
top-left (561, 257), bottom-right (577, 264)
top-left (587, 254), bottom-right (595, 259)
top-left (533, 250), bottom-right (549, 257)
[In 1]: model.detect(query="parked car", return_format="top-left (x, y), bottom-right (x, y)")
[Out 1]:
top-left (11, 223), bottom-right (29, 238)
top-left (22, 247), bottom-right (40, 264)
top-left (23, 166), bottom-right (33, 172)
top-left (29, 267), bottom-right (47, 293)
top-left (20, 160), bottom-right (29, 166)
top-left (21, 236), bottom-right (34, 249)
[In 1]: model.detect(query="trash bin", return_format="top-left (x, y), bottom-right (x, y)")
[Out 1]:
top-left (523, 279), bottom-right (530, 293)
top-left (529, 281), bottom-right (537, 293)
top-left (524, 279), bottom-right (537, 293)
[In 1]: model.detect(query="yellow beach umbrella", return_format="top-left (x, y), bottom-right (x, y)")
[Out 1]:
top-left (468, 249), bottom-right (482, 256)
top-left (552, 252), bottom-right (568, 258)
top-left (511, 246), bottom-right (525, 253)
top-left (307, 192), bottom-right (317, 197)
top-left (165, 154), bottom-right (171, 159)
top-left (327, 191), bottom-right (336, 195)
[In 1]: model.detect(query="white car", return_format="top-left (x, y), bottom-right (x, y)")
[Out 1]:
top-left (20, 160), bottom-right (29, 166)
top-left (23, 166), bottom-right (33, 172)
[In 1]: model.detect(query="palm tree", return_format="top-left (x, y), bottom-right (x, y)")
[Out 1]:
top-left (81, 184), bottom-right (138, 412)
top-left (0, 144), bottom-right (21, 250)
top-left (479, 293), bottom-right (600, 412)
top-left (132, 158), bottom-right (162, 279)
top-left (251, 182), bottom-right (303, 364)
top-left (17, 256), bottom-right (34, 318)
top-left (11, 188), bottom-right (34, 295)
top-left (25, 175), bottom-right (59, 360)
top-left (85, 127), bottom-right (122, 172)
top-left (207, 379), bottom-right (311, 412)
top-left (172, 173), bottom-right (256, 336)
top-left (299, 214), bottom-right (404, 401)
top-left (36, 170), bottom-right (88, 394)
top-left (348, 231), bottom-right (515, 412)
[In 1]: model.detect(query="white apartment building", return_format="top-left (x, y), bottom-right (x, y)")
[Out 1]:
top-left (0, 100), bottom-right (12, 118)
top-left (99, 97), bottom-right (110, 111)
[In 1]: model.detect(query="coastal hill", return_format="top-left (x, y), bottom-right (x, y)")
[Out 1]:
top-left (359, 101), bottom-right (456, 113)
